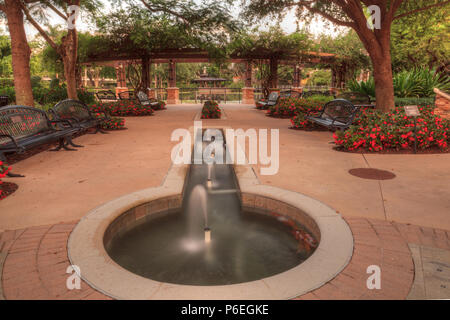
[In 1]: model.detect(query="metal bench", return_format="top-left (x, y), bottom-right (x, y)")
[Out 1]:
top-left (118, 90), bottom-right (136, 100)
top-left (95, 90), bottom-right (117, 103)
top-left (136, 91), bottom-right (161, 109)
top-left (336, 92), bottom-right (375, 108)
top-left (50, 99), bottom-right (109, 136)
top-left (0, 105), bottom-right (80, 177)
top-left (305, 99), bottom-right (360, 130)
top-left (256, 92), bottom-right (280, 109)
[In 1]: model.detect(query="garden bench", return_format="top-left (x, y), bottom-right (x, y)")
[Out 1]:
top-left (95, 90), bottom-right (117, 103)
top-left (257, 92), bottom-right (280, 108)
top-left (136, 91), bottom-right (161, 109)
top-left (50, 99), bottom-right (109, 137)
top-left (305, 99), bottom-right (360, 130)
top-left (0, 105), bottom-right (80, 177)
top-left (0, 95), bottom-right (9, 107)
top-left (336, 92), bottom-right (375, 108)
top-left (118, 90), bottom-right (136, 100)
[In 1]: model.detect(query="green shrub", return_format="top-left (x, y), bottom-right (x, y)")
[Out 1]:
top-left (347, 78), bottom-right (376, 97)
top-left (267, 98), bottom-right (325, 118)
top-left (394, 97), bottom-right (435, 107)
top-left (30, 75), bottom-right (42, 88)
top-left (0, 86), bottom-right (15, 103)
top-left (349, 68), bottom-right (450, 99)
top-left (333, 106), bottom-right (449, 152)
top-left (0, 78), bottom-right (14, 87)
top-left (201, 100), bottom-right (221, 119)
top-left (89, 100), bottom-right (154, 117)
top-left (77, 89), bottom-right (96, 105)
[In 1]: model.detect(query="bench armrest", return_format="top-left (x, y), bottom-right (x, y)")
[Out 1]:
top-left (0, 134), bottom-right (24, 152)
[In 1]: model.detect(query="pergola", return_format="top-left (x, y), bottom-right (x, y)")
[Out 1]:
top-left (83, 47), bottom-right (342, 104)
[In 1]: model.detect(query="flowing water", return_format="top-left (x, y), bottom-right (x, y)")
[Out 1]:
top-left (106, 129), bottom-right (315, 285)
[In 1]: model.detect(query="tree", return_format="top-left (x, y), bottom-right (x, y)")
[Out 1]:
top-left (390, 3), bottom-right (449, 73)
top-left (242, 0), bottom-right (450, 111)
top-left (20, 0), bottom-right (100, 99)
top-left (0, 0), bottom-right (34, 105)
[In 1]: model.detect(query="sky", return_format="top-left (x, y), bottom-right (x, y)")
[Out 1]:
top-left (1, 0), bottom-right (343, 40)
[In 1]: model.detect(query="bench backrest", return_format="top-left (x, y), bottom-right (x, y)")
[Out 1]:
top-left (136, 91), bottom-right (150, 104)
top-left (321, 99), bottom-right (359, 124)
top-left (0, 106), bottom-right (52, 144)
top-left (51, 99), bottom-right (92, 122)
top-left (95, 90), bottom-right (117, 101)
top-left (118, 91), bottom-right (136, 100)
top-left (267, 92), bottom-right (279, 103)
top-left (336, 92), bottom-right (371, 104)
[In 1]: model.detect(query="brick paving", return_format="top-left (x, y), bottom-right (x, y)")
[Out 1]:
top-left (1, 218), bottom-right (449, 300)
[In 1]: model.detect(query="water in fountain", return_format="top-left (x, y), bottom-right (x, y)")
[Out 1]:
top-left (107, 129), bottom-right (316, 285)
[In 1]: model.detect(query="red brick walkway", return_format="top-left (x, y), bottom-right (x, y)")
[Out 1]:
top-left (1, 218), bottom-right (449, 300)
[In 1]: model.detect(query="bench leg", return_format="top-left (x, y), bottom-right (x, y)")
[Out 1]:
top-left (49, 139), bottom-right (77, 152)
top-left (66, 136), bottom-right (84, 148)
top-left (0, 153), bottom-right (24, 178)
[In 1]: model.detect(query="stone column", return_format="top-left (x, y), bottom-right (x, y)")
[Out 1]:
top-left (242, 60), bottom-right (255, 105)
top-left (434, 88), bottom-right (450, 119)
top-left (115, 62), bottom-right (127, 96)
top-left (166, 60), bottom-right (179, 104)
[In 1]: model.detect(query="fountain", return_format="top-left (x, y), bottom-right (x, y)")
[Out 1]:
top-left (68, 125), bottom-right (354, 299)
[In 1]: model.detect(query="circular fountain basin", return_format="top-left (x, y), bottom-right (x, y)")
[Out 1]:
top-left (68, 183), bottom-right (353, 300)
top-left (105, 207), bottom-right (316, 286)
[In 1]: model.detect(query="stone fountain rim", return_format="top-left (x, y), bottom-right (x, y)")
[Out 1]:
top-left (67, 125), bottom-right (354, 300)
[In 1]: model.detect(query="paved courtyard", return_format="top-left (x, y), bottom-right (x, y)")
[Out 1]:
top-left (1, 103), bottom-right (449, 299)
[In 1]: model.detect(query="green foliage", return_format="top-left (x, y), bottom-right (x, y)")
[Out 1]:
top-left (334, 106), bottom-right (449, 152)
top-left (347, 78), bottom-right (376, 97)
top-left (267, 98), bottom-right (325, 118)
top-left (306, 70), bottom-right (331, 86)
top-left (201, 100), bottom-right (221, 119)
top-left (349, 68), bottom-right (450, 98)
top-left (0, 86), bottom-right (16, 103)
top-left (394, 97), bottom-right (435, 107)
top-left (391, 1), bottom-right (449, 72)
top-left (30, 76), bottom-right (42, 88)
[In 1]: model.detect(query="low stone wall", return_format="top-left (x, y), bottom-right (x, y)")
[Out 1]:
top-left (434, 88), bottom-right (450, 119)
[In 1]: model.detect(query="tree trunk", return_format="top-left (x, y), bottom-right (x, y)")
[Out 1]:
top-left (4, 0), bottom-right (34, 106)
top-left (367, 35), bottom-right (395, 112)
top-left (59, 29), bottom-right (78, 99)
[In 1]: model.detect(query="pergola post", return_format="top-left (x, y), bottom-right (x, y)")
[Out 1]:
top-left (115, 61), bottom-right (127, 96)
top-left (269, 58), bottom-right (279, 92)
top-left (167, 59), bottom-right (179, 104)
top-left (242, 60), bottom-right (254, 105)
top-left (292, 64), bottom-right (303, 94)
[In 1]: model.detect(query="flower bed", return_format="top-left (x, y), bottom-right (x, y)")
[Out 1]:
top-left (89, 100), bottom-right (154, 117)
top-left (152, 100), bottom-right (167, 111)
top-left (0, 161), bottom-right (11, 200)
top-left (267, 98), bottom-right (326, 118)
top-left (99, 116), bottom-right (126, 130)
top-left (333, 105), bottom-right (449, 152)
top-left (256, 99), bottom-right (267, 110)
top-left (201, 100), bottom-right (221, 119)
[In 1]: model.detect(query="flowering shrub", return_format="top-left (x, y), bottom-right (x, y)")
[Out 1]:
top-left (333, 105), bottom-right (449, 152)
top-left (89, 100), bottom-right (154, 117)
top-left (0, 161), bottom-right (11, 200)
top-left (268, 98), bottom-right (325, 118)
top-left (152, 100), bottom-right (167, 110)
top-left (256, 99), bottom-right (267, 110)
top-left (99, 117), bottom-right (126, 130)
top-left (201, 101), bottom-right (221, 119)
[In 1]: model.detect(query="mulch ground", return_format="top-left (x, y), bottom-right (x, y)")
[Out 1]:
top-left (0, 182), bottom-right (18, 200)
